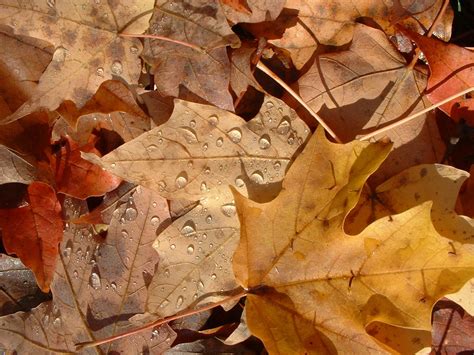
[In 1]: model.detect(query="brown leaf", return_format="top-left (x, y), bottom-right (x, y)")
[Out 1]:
top-left (0, 182), bottom-right (63, 292)
top-left (431, 300), bottom-right (474, 354)
top-left (0, 189), bottom-right (176, 353)
top-left (0, 145), bottom-right (36, 185)
top-left (230, 44), bottom-right (263, 99)
top-left (400, 28), bottom-right (474, 124)
top-left (47, 136), bottom-right (122, 199)
top-left (297, 24), bottom-right (445, 185)
top-left (0, 0), bottom-right (153, 123)
top-left (142, 0), bottom-right (240, 111)
top-left (232, 128), bottom-right (474, 353)
top-left (221, 0), bottom-right (284, 23)
top-left (269, 0), bottom-right (453, 69)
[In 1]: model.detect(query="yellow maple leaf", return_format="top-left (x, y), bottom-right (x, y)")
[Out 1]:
top-left (232, 128), bottom-right (474, 354)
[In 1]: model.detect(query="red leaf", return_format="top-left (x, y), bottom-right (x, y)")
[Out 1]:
top-left (399, 28), bottom-right (474, 124)
top-left (220, 0), bottom-right (251, 14)
top-left (48, 136), bottom-right (121, 199)
top-left (0, 182), bottom-right (62, 292)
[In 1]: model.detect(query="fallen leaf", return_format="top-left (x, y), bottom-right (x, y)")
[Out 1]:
top-left (230, 44), bottom-right (263, 99)
top-left (221, 0), bottom-right (284, 24)
top-left (47, 136), bottom-right (122, 199)
top-left (0, 255), bottom-right (50, 316)
top-left (297, 24), bottom-right (445, 185)
top-left (269, 0), bottom-right (452, 68)
top-left (0, 189), bottom-right (176, 353)
top-left (142, 0), bottom-right (240, 111)
top-left (0, 182), bottom-right (62, 292)
top-left (457, 166), bottom-right (474, 218)
top-left (0, 145), bottom-right (36, 185)
top-left (446, 279), bottom-right (474, 317)
top-left (431, 300), bottom-right (474, 354)
top-left (400, 28), bottom-right (474, 124)
top-left (0, 0), bottom-right (153, 123)
top-left (232, 128), bottom-right (474, 353)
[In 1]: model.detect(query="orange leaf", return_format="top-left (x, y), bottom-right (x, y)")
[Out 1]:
top-left (48, 136), bottom-right (121, 199)
top-left (399, 27), bottom-right (474, 124)
top-left (0, 182), bottom-right (62, 292)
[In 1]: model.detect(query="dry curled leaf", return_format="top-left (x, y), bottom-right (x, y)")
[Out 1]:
top-left (0, 0), bottom-right (153, 123)
top-left (232, 128), bottom-right (474, 353)
top-left (0, 182), bottom-right (62, 292)
top-left (297, 24), bottom-right (445, 185)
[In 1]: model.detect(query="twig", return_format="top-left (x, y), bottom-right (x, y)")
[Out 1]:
top-left (75, 288), bottom-right (248, 350)
top-left (119, 33), bottom-right (205, 53)
top-left (255, 61), bottom-right (342, 143)
top-left (359, 87), bottom-right (474, 141)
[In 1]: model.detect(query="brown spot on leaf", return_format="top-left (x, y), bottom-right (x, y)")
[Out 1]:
top-left (420, 168), bottom-right (427, 177)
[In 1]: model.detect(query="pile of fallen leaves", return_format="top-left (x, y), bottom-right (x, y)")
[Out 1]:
top-left (0, 0), bottom-right (473, 353)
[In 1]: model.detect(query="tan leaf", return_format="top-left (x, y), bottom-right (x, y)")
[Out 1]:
top-left (0, 145), bottom-right (36, 185)
top-left (142, 0), bottom-right (240, 111)
top-left (232, 128), bottom-right (474, 353)
top-left (230, 44), bottom-right (263, 99)
top-left (0, 0), bottom-right (153, 123)
top-left (0, 188), bottom-right (176, 353)
top-left (297, 24), bottom-right (445, 185)
top-left (269, 0), bottom-right (452, 68)
top-left (221, 0), bottom-right (284, 24)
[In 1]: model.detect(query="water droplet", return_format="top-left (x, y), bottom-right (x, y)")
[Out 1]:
top-left (152, 201), bottom-right (157, 207)
top-left (227, 128), bottom-right (242, 143)
top-left (287, 134), bottom-right (295, 145)
top-left (208, 114), bottom-right (219, 126)
top-left (164, 269), bottom-right (170, 277)
top-left (170, 244), bottom-right (176, 250)
top-left (150, 216), bottom-right (160, 226)
top-left (73, 270), bottom-right (78, 279)
top-left (63, 243), bottom-right (72, 258)
top-left (187, 244), bottom-right (194, 254)
top-left (129, 45), bottom-right (138, 54)
top-left (204, 167), bottom-right (211, 174)
top-left (205, 215), bottom-right (213, 224)
top-left (46, 0), bottom-right (55, 9)
top-left (96, 67), bottom-right (104, 77)
top-left (110, 162), bottom-right (116, 168)
top-left (202, 143), bottom-right (208, 151)
top-left (221, 203), bottom-right (236, 217)
top-left (176, 296), bottom-right (184, 308)
top-left (198, 280), bottom-right (204, 289)
top-left (180, 127), bottom-right (198, 143)
top-left (111, 60), bottom-right (123, 75)
top-left (211, 273), bottom-right (217, 280)
top-left (235, 176), bottom-right (245, 187)
top-left (181, 221), bottom-right (196, 237)
top-left (277, 117), bottom-right (291, 135)
top-left (52, 46), bottom-right (67, 63)
top-left (147, 144), bottom-right (158, 152)
top-left (175, 172), bottom-right (188, 188)
top-left (216, 137), bottom-right (224, 147)
top-left (90, 272), bottom-right (101, 289)
top-left (151, 329), bottom-right (159, 340)
top-left (265, 101), bottom-right (274, 109)
top-left (158, 180), bottom-right (167, 191)
top-left (259, 134), bottom-right (271, 149)
top-left (189, 119), bottom-right (196, 127)
top-left (42, 314), bottom-right (50, 325)
top-left (274, 161), bottom-right (281, 170)
top-left (111, 282), bottom-right (117, 291)
top-left (124, 207), bottom-right (138, 221)
top-left (250, 171), bottom-right (264, 184)
top-left (200, 182), bottom-right (208, 193)
top-left (53, 317), bottom-right (62, 327)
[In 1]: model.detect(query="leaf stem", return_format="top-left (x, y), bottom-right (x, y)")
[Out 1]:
top-left (119, 33), bottom-right (206, 53)
top-left (255, 61), bottom-right (342, 143)
top-left (359, 86), bottom-right (474, 141)
top-left (75, 288), bottom-right (248, 350)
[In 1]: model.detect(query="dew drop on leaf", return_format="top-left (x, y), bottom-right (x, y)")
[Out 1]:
top-left (208, 114), bottom-right (219, 126)
top-left (187, 244), bottom-right (194, 254)
top-left (46, 0), bottom-right (55, 9)
top-left (176, 295), bottom-right (184, 308)
top-left (221, 203), bottom-right (236, 217)
top-left (96, 67), bottom-right (104, 77)
top-left (110, 282), bottom-right (117, 291)
top-left (206, 215), bottom-right (213, 224)
top-left (250, 170), bottom-right (264, 184)
top-left (200, 182), bottom-right (208, 193)
top-left (180, 127), bottom-right (198, 143)
top-left (150, 216), bottom-right (160, 226)
top-left (181, 221), bottom-right (196, 237)
top-left (158, 180), bottom-right (167, 191)
top-left (170, 244), bottom-right (176, 250)
top-left (211, 273), bottom-right (217, 280)
top-left (124, 206), bottom-right (138, 221)
top-left (274, 161), bottom-right (281, 170)
top-left (265, 101), bottom-right (274, 108)
top-left (90, 272), bottom-right (101, 290)
top-left (227, 128), bottom-right (242, 143)
top-left (175, 172), bottom-right (188, 188)
top-left (277, 117), bottom-right (291, 135)
top-left (216, 137), bottom-right (224, 147)
top-left (52, 46), bottom-right (67, 63)
top-left (259, 134), bottom-right (271, 149)
top-left (235, 176), bottom-right (245, 187)
top-left (111, 60), bottom-right (123, 75)
top-left (129, 45), bottom-right (138, 54)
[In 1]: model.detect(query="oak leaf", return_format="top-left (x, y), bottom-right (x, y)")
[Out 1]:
top-left (232, 128), bottom-right (474, 353)
top-left (297, 24), bottom-right (445, 184)
top-left (142, 0), bottom-right (240, 111)
top-left (0, 0), bottom-right (153, 123)
top-left (269, 0), bottom-right (452, 68)
top-left (0, 182), bottom-right (62, 292)
top-left (0, 188), bottom-right (176, 353)
top-left (400, 28), bottom-right (474, 124)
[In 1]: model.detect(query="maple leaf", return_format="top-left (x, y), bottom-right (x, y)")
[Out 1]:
top-left (400, 27), bottom-right (474, 124)
top-left (142, 0), bottom-right (240, 111)
top-left (0, 0), bottom-right (153, 123)
top-left (297, 24), bottom-right (445, 184)
top-left (0, 182), bottom-right (62, 292)
top-left (269, 0), bottom-right (453, 68)
top-left (0, 188), bottom-right (176, 353)
top-left (0, 145), bottom-right (36, 185)
top-left (47, 136), bottom-right (122, 200)
top-left (232, 128), bottom-right (474, 353)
